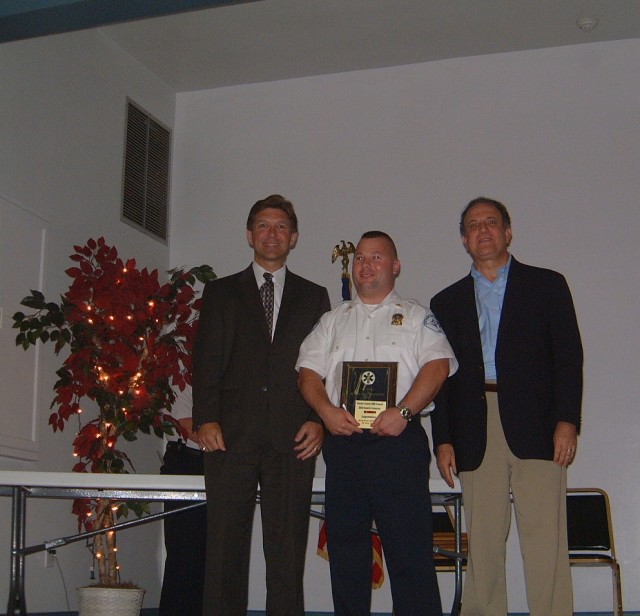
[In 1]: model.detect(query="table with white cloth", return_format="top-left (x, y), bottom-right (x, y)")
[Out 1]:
top-left (0, 471), bottom-right (463, 616)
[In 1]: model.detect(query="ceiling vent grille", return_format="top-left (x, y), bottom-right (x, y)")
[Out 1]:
top-left (122, 100), bottom-right (171, 242)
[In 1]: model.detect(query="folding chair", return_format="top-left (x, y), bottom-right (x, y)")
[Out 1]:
top-left (432, 505), bottom-right (467, 616)
top-left (432, 507), bottom-right (468, 572)
top-left (567, 487), bottom-right (623, 616)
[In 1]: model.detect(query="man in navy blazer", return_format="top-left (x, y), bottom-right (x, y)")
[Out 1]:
top-left (431, 197), bottom-right (583, 616)
top-left (193, 195), bottom-right (330, 616)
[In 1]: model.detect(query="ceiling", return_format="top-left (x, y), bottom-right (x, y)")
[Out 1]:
top-left (12, 1), bottom-right (640, 92)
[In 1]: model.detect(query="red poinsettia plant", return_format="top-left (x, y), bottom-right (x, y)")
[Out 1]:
top-left (13, 237), bottom-right (215, 585)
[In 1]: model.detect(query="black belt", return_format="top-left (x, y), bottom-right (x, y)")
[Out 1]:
top-left (484, 382), bottom-right (498, 392)
top-left (166, 440), bottom-right (203, 457)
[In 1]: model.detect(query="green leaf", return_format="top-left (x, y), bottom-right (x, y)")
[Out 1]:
top-left (21, 292), bottom-right (46, 309)
top-left (51, 311), bottom-right (65, 327)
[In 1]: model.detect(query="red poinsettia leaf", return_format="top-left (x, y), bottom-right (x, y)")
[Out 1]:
top-left (65, 267), bottom-right (82, 278)
top-left (79, 260), bottom-right (93, 274)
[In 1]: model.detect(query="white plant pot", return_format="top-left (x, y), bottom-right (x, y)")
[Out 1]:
top-left (77, 586), bottom-right (145, 616)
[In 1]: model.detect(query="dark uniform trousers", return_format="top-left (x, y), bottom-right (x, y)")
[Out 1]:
top-left (323, 421), bottom-right (443, 616)
top-left (159, 441), bottom-right (207, 616)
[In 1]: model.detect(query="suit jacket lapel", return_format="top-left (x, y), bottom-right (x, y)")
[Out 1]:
top-left (273, 269), bottom-right (297, 340)
top-left (497, 257), bottom-right (523, 346)
top-left (453, 274), bottom-right (485, 370)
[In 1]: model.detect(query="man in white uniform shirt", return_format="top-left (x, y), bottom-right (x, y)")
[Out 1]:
top-left (297, 231), bottom-right (457, 616)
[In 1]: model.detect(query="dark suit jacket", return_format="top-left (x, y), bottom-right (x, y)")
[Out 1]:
top-left (430, 257), bottom-right (583, 471)
top-left (192, 265), bottom-right (330, 454)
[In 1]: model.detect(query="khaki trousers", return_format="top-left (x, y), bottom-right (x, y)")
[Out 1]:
top-left (459, 392), bottom-right (573, 616)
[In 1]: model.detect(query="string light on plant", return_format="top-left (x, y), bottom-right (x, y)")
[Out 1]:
top-left (12, 236), bottom-right (215, 586)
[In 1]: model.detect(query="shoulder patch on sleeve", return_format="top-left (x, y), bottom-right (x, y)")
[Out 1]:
top-left (423, 313), bottom-right (443, 333)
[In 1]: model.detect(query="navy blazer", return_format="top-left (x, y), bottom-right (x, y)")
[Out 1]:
top-left (430, 257), bottom-right (583, 471)
top-left (192, 265), bottom-right (330, 454)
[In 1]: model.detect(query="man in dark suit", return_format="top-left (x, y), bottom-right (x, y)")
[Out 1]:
top-left (430, 197), bottom-right (583, 616)
top-left (192, 194), bottom-right (330, 616)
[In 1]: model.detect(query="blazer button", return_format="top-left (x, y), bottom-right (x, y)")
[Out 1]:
top-left (261, 386), bottom-right (268, 392)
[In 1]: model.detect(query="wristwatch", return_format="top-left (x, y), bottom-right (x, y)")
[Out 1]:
top-left (397, 404), bottom-right (414, 421)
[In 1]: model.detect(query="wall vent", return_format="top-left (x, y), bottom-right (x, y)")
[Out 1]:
top-left (121, 100), bottom-right (171, 242)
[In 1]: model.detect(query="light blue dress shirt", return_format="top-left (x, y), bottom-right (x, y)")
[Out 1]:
top-left (471, 256), bottom-right (511, 380)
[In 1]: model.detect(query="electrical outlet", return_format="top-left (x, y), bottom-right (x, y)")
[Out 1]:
top-left (44, 549), bottom-right (55, 568)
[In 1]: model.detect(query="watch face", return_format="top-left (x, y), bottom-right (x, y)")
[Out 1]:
top-left (400, 406), bottom-right (412, 420)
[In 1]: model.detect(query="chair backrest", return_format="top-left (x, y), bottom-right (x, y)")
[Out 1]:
top-left (566, 488), bottom-right (614, 553)
top-left (566, 488), bottom-right (623, 616)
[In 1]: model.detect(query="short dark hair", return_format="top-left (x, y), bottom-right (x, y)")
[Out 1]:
top-left (246, 194), bottom-right (298, 233)
top-left (359, 230), bottom-right (398, 259)
top-left (459, 197), bottom-right (511, 236)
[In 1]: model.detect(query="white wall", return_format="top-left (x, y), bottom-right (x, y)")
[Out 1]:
top-left (1, 29), bottom-right (638, 615)
top-left (0, 30), bottom-right (175, 612)
top-left (170, 39), bottom-right (640, 613)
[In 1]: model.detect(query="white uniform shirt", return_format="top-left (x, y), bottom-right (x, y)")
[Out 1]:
top-left (296, 291), bottom-right (458, 413)
top-left (167, 384), bottom-right (199, 447)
